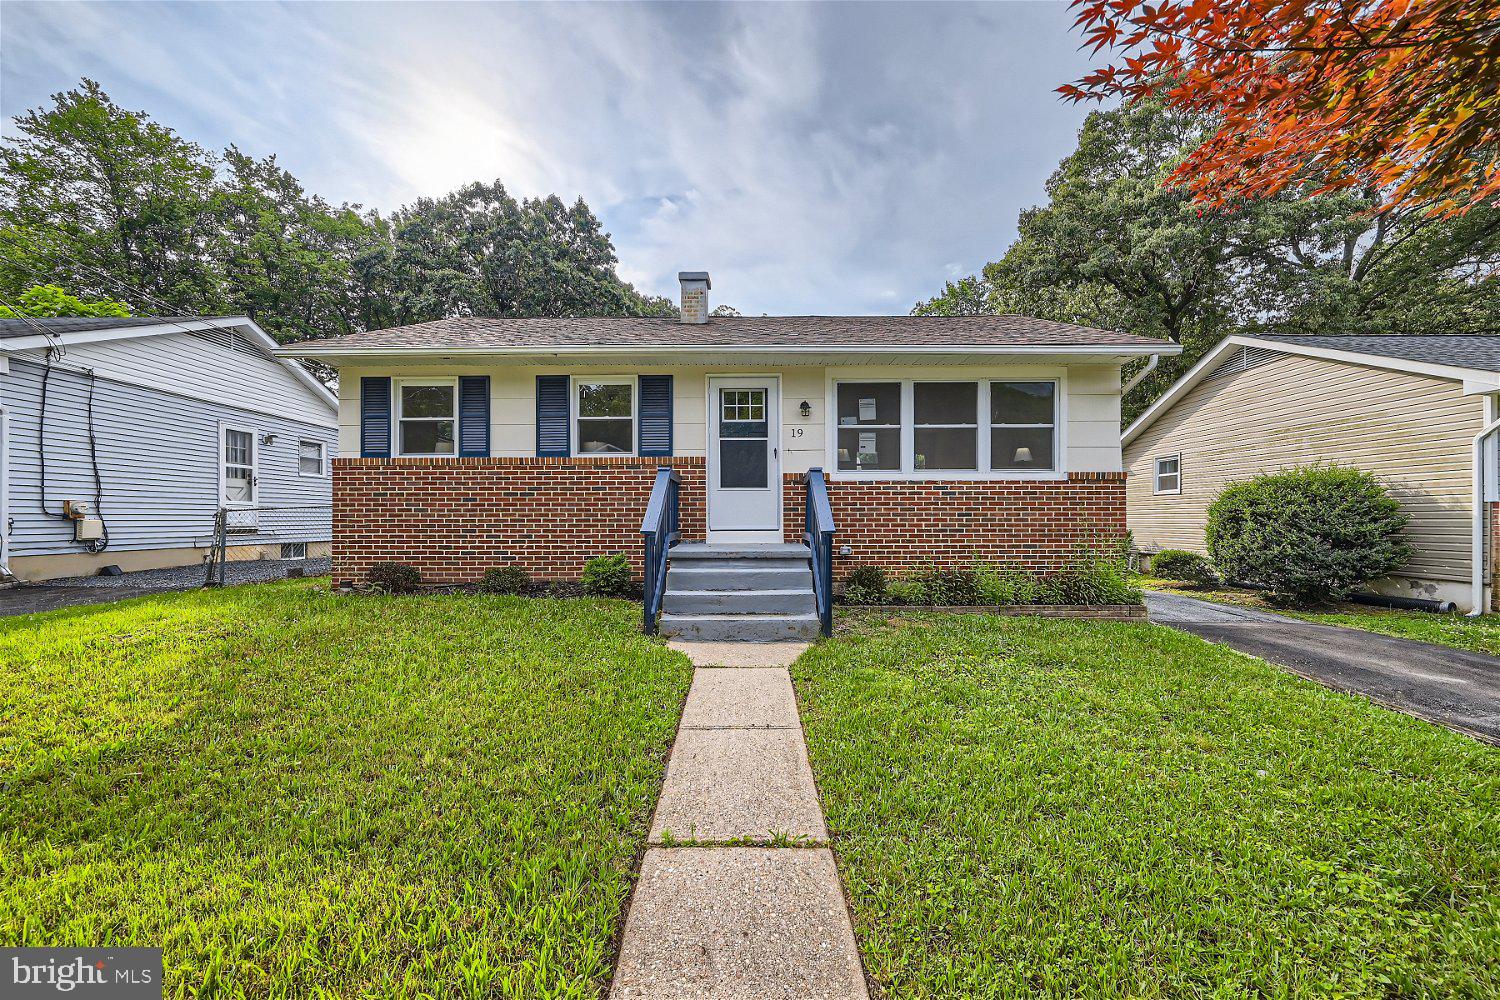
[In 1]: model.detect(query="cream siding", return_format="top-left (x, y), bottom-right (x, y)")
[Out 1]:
top-left (340, 362), bottom-right (1123, 475)
top-left (1124, 351), bottom-right (1483, 588)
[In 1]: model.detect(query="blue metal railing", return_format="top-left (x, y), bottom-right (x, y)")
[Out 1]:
top-left (802, 468), bottom-right (836, 637)
top-left (640, 467), bottom-right (681, 634)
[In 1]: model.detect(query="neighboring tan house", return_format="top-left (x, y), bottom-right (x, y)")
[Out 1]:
top-left (0, 316), bottom-right (339, 582)
top-left (1123, 334), bottom-right (1500, 613)
top-left (279, 271), bottom-right (1177, 639)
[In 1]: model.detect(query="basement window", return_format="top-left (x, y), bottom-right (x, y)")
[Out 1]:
top-left (1154, 455), bottom-right (1181, 495)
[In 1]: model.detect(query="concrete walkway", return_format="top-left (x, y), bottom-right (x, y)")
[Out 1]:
top-left (610, 641), bottom-right (868, 1000)
top-left (1147, 591), bottom-right (1500, 742)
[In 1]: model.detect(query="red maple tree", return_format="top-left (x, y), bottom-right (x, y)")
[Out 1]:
top-left (1060, 1), bottom-right (1500, 215)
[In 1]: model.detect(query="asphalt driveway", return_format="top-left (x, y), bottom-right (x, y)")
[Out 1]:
top-left (1147, 591), bottom-right (1500, 742)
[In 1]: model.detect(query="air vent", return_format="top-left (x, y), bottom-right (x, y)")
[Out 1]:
top-left (1205, 346), bottom-right (1279, 382)
top-left (191, 327), bottom-right (265, 359)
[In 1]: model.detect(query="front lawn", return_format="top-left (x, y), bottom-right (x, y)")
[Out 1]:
top-left (0, 581), bottom-right (691, 998)
top-left (1140, 574), bottom-right (1500, 657)
top-left (795, 612), bottom-right (1500, 998)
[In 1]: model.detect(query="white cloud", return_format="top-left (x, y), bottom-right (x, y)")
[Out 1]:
top-left (1, 1), bottom-right (1099, 314)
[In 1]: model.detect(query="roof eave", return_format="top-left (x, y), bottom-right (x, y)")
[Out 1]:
top-left (277, 342), bottom-right (1180, 360)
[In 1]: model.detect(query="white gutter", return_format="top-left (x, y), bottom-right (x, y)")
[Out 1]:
top-left (1120, 353), bottom-right (1160, 396)
top-left (1470, 394), bottom-right (1500, 616)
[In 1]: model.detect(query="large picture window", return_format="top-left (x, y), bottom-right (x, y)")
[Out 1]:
top-left (396, 379), bottom-right (457, 456)
top-left (832, 377), bottom-right (1060, 477)
top-left (576, 378), bottom-right (635, 454)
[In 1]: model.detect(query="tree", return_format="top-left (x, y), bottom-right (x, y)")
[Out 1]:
top-left (1060, 1), bottom-right (1500, 216)
top-left (0, 284), bottom-right (130, 318)
top-left (0, 80), bottom-right (221, 310)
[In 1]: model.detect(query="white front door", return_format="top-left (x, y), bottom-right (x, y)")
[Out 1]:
top-left (707, 376), bottom-right (781, 540)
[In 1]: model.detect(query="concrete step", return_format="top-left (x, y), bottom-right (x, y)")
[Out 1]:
top-left (664, 587), bottom-right (816, 615)
top-left (666, 566), bottom-right (815, 592)
top-left (670, 543), bottom-right (811, 562)
top-left (660, 612), bottom-right (822, 643)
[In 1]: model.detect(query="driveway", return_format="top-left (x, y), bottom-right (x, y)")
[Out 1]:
top-left (1147, 591), bottom-right (1500, 743)
top-left (0, 558), bottom-right (330, 617)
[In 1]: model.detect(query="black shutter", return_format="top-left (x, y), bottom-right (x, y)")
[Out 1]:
top-left (536, 375), bottom-right (570, 457)
top-left (360, 376), bottom-right (391, 458)
top-left (458, 376), bottom-right (490, 457)
top-left (638, 375), bottom-right (673, 457)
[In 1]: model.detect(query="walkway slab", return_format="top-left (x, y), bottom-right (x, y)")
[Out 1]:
top-left (669, 640), bottom-right (810, 668)
top-left (651, 728), bottom-right (827, 843)
top-left (609, 847), bottom-right (869, 1000)
top-left (680, 668), bottom-right (799, 729)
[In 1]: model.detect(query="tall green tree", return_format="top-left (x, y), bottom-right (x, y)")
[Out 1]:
top-left (0, 284), bottom-right (130, 318)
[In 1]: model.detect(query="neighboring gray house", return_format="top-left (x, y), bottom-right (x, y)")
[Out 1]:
top-left (1124, 334), bottom-right (1500, 613)
top-left (0, 316), bottom-right (338, 582)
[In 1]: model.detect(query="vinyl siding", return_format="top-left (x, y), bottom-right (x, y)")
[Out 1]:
top-left (338, 363), bottom-right (1123, 474)
top-left (2, 358), bottom-right (337, 558)
top-left (1124, 351), bottom-right (1483, 584)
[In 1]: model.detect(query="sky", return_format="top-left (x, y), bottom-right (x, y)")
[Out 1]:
top-left (1, 1), bottom-right (1100, 315)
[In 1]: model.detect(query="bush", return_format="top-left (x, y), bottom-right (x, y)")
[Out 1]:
top-left (479, 565), bottom-right (530, 595)
top-left (1037, 558), bottom-right (1142, 605)
top-left (842, 565), bottom-right (888, 605)
top-left (973, 564), bottom-right (1039, 605)
top-left (581, 553), bottom-right (634, 597)
top-left (367, 562), bottom-right (421, 594)
top-left (1206, 465), bottom-right (1410, 604)
top-left (886, 579), bottom-right (926, 605)
top-left (1150, 549), bottom-right (1217, 585)
top-left (906, 567), bottom-right (982, 606)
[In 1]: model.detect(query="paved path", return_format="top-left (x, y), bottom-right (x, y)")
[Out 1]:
top-left (611, 641), bottom-right (868, 1000)
top-left (1147, 591), bottom-right (1500, 742)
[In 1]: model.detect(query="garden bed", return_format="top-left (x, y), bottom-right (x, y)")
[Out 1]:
top-left (843, 603), bottom-right (1147, 620)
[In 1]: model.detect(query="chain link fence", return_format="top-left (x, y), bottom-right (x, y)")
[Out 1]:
top-left (204, 503), bottom-right (332, 587)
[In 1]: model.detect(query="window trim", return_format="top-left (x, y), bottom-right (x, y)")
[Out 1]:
top-left (1153, 453), bottom-right (1182, 495)
top-left (571, 375), bottom-right (638, 457)
top-left (827, 372), bottom-right (1066, 480)
top-left (298, 439), bottom-right (326, 477)
top-left (394, 377), bottom-right (459, 458)
top-left (219, 422), bottom-right (258, 508)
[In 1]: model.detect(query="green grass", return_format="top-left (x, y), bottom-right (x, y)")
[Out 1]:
top-left (0, 581), bottom-right (692, 998)
top-left (795, 612), bottom-right (1500, 998)
top-left (1140, 574), bottom-right (1500, 658)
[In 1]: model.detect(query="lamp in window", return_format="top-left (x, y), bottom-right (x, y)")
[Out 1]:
top-left (1012, 446), bottom-right (1033, 464)
top-left (800, 400), bottom-right (811, 418)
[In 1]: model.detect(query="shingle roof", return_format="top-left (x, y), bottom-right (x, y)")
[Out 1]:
top-left (1253, 334), bottom-right (1500, 374)
top-left (283, 314), bottom-right (1166, 351)
top-left (0, 316), bottom-right (201, 340)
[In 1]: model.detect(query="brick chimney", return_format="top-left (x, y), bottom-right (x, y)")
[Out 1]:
top-left (678, 271), bottom-right (710, 324)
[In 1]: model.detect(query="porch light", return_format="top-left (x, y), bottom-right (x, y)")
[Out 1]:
top-left (800, 400), bottom-right (811, 418)
top-left (1013, 446), bottom-right (1033, 464)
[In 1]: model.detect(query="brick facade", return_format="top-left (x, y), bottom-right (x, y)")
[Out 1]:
top-left (332, 457), bottom-right (705, 586)
top-left (332, 459), bottom-right (1126, 587)
top-left (784, 472), bottom-right (1127, 580)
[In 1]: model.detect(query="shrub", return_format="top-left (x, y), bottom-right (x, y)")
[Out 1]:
top-left (1150, 549), bottom-right (1217, 585)
top-left (1036, 558), bottom-right (1142, 606)
top-left (581, 553), bottom-right (634, 597)
top-left (367, 562), bottom-right (421, 594)
top-left (886, 579), bottom-right (926, 605)
top-left (1206, 465), bottom-right (1410, 604)
top-left (906, 567), bottom-right (982, 606)
top-left (842, 565), bottom-right (888, 605)
top-left (479, 565), bottom-right (530, 595)
top-left (973, 564), bottom-right (1039, 605)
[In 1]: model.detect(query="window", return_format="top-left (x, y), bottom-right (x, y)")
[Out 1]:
top-left (280, 542), bottom-right (307, 560)
top-left (397, 379), bottom-right (457, 456)
top-left (835, 382), bottom-right (901, 471)
top-left (1154, 455), bottom-right (1181, 495)
top-left (990, 381), bottom-right (1056, 471)
top-left (298, 439), bottom-right (325, 476)
top-left (832, 377), bottom-right (1061, 477)
top-left (914, 382), bottom-right (978, 471)
top-left (576, 378), bottom-right (635, 454)
top-left (222, 426), bottom-right (255, 505)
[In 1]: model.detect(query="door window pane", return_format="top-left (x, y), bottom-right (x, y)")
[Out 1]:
top-left (720, 440), bottom-right (768, 488)
top-left (225, 429), bottom-right (252, 467)
top-left (721, 389), bottom-right (765, 422)
top-left (991, 427), bottom-right (1055, 471)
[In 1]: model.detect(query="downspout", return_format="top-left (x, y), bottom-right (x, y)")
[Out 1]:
top-left (1469, 393), bottom-right (1500, 616)
top-left (1121, 354), bottom-right (1160, 397)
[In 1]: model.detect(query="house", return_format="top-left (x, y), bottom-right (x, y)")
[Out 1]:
top-left (280, 271), bottom-right (1176, 638)
top-left (0, 316), bottom-right (339, 582)
top-left (1123, 333), bottom-right (1500, 614)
